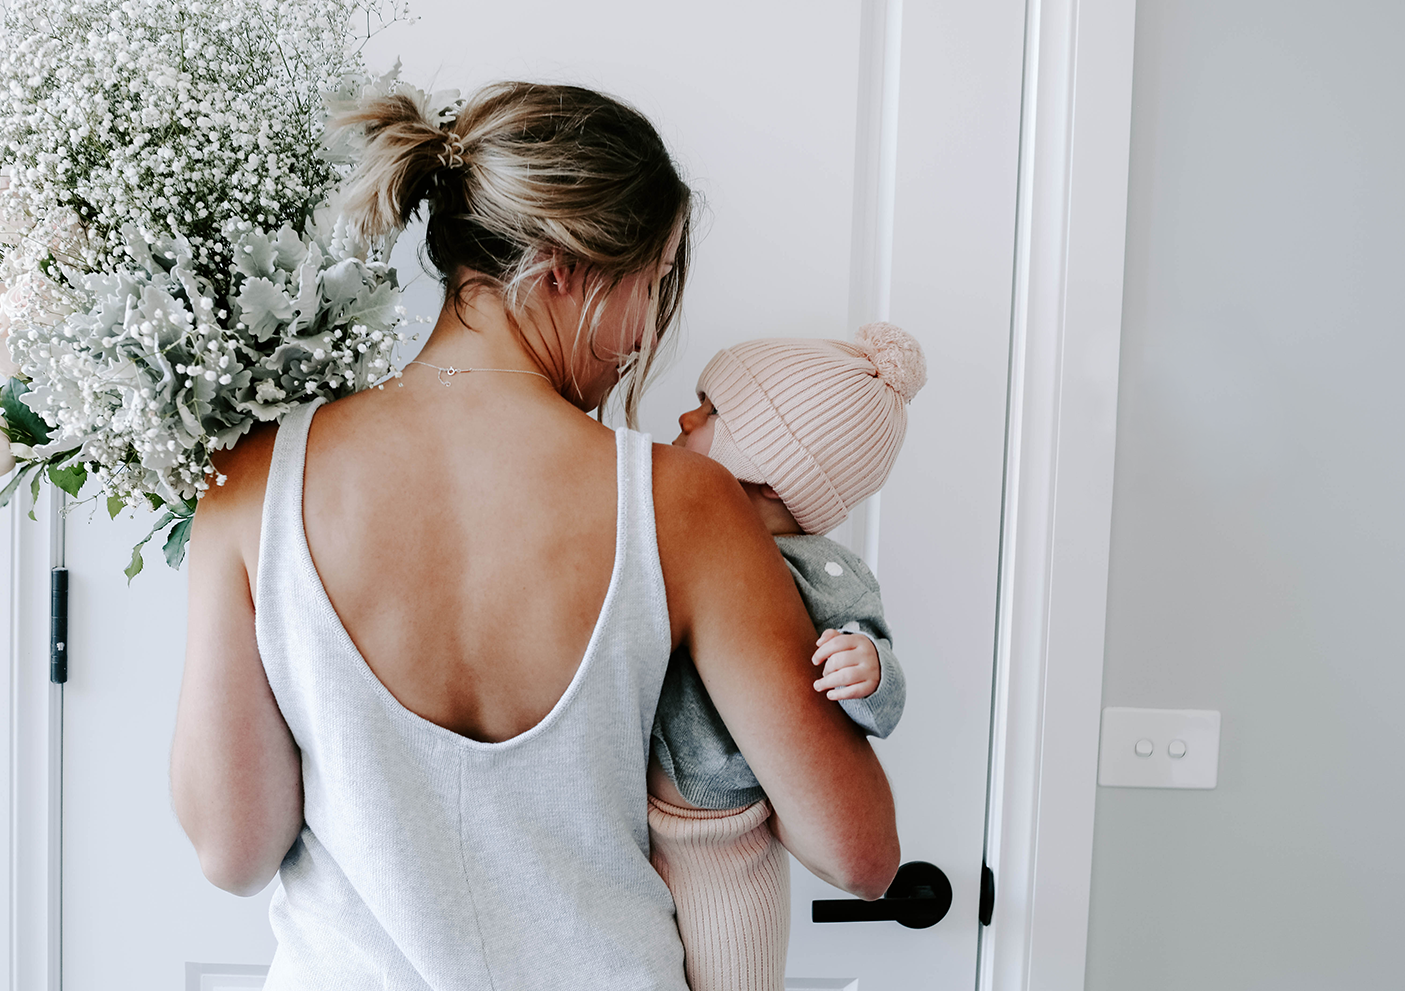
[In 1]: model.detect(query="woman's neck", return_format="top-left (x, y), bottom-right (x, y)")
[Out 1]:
top-left (414, 293), bottom-right (547, 376)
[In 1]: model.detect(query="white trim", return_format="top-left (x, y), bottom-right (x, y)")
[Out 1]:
top-left (845, 0), bottom-right (903, 333)
top-left (979, 1), bottom-right (1136, 989)
top-left (7, 488), bottom-right (61, 991)
top-left (845, 0), bottom-right (903, 576)
top-left (1, 497), bottom-right (11, 987)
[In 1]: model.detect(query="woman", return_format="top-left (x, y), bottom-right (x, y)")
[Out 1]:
top-left (171, 82), bottom-right (899, 989)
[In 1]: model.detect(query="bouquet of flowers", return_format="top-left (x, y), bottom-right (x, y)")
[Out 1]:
top-left (0, 0), bottom-right (419, 577)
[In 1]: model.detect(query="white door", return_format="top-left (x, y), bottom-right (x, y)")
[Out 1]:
top-left (51, 1), bottom-right (1027, 988)
top-left (59, 511), bottom-right (278, 989)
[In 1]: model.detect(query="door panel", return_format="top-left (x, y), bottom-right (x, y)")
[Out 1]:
top-left (62, 509), bottom-right (276, 989)
top-left (58, 2), bottom-right (1025, 987)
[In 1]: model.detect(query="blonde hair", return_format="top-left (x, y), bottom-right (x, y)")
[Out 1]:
top-left (335, 82), bottom-right (692, 424)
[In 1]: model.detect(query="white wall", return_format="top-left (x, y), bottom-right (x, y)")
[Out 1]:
top-left (1085, 2), bottom-right (1405, 988)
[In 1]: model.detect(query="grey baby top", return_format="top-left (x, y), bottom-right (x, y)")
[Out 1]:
top-left (256, 400), bottom-right (688, 991)
top-left (651, 533), bottom-right (907, 809)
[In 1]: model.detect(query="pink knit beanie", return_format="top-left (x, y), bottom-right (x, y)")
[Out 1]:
top-left (698, 322), bottom-right (927, 535)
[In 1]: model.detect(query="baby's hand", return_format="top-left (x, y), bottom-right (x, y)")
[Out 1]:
top-left (811, 629), bottom-right (881, 701)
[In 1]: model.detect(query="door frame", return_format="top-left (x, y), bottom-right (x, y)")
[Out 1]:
top-left (979, 0), bottom-right (1136, 988)
top-left (8, 489), bottom-right (64, 991)
top-left (2, 0), bottom-right (1138, 987)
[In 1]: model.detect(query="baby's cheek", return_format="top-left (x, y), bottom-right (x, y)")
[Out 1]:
top-left (685, 417), bottom-right (715, 456)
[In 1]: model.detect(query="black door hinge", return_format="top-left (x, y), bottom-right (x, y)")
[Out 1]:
top-left (979, 861), bottom-right (995, 926)
top-left (50, 567), bottom-right (68, 684)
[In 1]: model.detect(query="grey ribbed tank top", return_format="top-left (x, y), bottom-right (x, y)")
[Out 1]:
top-left (255, 399), bottom-right (688, 991)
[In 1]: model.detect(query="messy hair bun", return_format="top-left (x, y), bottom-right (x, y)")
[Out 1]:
top-left (333, 82), bottom-right (693, 424)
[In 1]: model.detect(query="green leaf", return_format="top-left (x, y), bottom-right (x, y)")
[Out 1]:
top-left (124, 540), bottom-right (147, 583)
top-left (0, 464), bottom-right (32, 508)
top-left (27, 468), bottom-right (41, 521)
top-left (125, 511), bottom-right (175, 585)
top-left (163, 515), bottom-right (194, 569)
top-left (107, 495), bottom-right (124, 519)
top-left (236, 275), bottom-right (295, 341)
top-left (146, 492), bottom-right (165, 512)
top-left (47, 463), bottom-right (87, 497)
top-left (0, 378), bottom-right (51, 447)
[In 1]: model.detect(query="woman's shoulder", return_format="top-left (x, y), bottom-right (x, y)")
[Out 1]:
top-left (195, 420), bottom-right (280, 572)
top-left (651, 442), bottom-right (789, 630)
top-left (650, 441), bottom-right (754, 531)
top-left (206, 421), bottom-right (279, 513)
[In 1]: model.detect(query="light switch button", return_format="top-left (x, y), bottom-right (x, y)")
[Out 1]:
top-left (1098, 708), bottom-right (1220, 789)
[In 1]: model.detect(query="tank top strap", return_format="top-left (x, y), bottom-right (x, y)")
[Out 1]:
top-left (614, 426), bottom-right (656, 538)
top-left (604, 424), bottom-right (668, 680)
top-left (612, 426), bottom-right (667, 618)
top-left (258, 397), bottom-right (326, 597)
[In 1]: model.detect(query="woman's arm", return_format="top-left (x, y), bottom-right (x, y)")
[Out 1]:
top-left (654, 447), bottom-right (900, 900)
top-left (170, 428), bottom-right (303, 895)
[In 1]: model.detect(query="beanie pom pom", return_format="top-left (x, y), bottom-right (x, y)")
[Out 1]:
top-left (855, 322), bottom-right (927, 402)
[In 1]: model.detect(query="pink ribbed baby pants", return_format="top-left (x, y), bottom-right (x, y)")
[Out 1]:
top-left (647, 796), bottom-right (790, 991)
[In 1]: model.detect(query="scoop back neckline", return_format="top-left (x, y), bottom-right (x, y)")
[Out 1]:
top-left (284, 400), bottom-right (628, 753)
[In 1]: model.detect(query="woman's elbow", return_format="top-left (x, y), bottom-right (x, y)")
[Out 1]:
top-left (178, 801), bottom-right (297, 896)
top-left (195, 841), bottom-right (283, 896)
top-left (838, 832), bottom-right (901, 901)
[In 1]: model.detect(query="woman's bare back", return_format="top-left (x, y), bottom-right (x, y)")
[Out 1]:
top-left (300, 375), bottom-right (620, 743)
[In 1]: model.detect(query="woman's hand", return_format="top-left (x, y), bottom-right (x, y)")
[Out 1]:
top-left (170, 428), bottom-right (303, 896)
top-left (654, 446), bottom-right (900, 900)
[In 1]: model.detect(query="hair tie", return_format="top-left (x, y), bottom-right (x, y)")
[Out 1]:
top-left (437, 133), bottom-right (469, 170)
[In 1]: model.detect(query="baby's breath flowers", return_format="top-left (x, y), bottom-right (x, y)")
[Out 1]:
top-left (0, 0), bottom-right (419, 577)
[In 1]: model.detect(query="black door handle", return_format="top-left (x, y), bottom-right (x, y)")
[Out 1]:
top-left (812, 861), bottom-right (953, 929)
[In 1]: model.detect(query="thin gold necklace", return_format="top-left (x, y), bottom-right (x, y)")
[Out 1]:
top-left (406, 360), bottom-right (551, 388)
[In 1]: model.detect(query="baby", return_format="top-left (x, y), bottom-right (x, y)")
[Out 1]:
top-left (648, 322), bottom-right (927, 991)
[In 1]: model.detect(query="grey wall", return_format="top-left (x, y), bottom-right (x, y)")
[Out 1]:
top-left (1085, 2), bottom-right (1405, 989)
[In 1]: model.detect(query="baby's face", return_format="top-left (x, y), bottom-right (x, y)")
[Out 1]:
top-left (673, 397), bottom-right (718, 456)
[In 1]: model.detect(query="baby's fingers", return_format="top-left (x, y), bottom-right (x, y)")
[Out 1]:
top-left (813, 658), bottom-right (877, 698)
top-left (812, 632), bottom-right (863, 666)
top-left (824, 681), bottom-right (879, 701)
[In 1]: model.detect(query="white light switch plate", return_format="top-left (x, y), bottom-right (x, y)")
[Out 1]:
top-left (1098, 707), bottom-right (1220, 789)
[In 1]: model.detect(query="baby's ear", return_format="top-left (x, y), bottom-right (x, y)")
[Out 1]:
top-left (759, 485), bottom-right (785, 502)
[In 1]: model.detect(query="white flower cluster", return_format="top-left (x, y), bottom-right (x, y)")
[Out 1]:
top-left (0, 0), bottom-right (417, 571)
top-left (7, 199), bottom-right (404, 509)
top-left (0, 0), bottom-right (404, 284)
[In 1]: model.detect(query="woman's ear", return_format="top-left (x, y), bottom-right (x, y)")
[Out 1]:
top-left (548, 259), bottom-right (577, 296)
